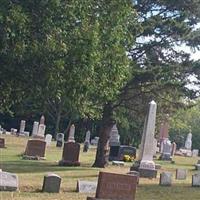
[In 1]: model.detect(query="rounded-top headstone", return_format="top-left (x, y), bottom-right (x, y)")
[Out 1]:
top-left (42, 173), bottom-right (61, 193)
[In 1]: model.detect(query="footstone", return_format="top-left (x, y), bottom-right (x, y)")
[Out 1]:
top-left (192, 149), bottom-right (199, 157)
top-left (192, 174), bottom-right (200, 187)
top-left (87, 172), bottom-right (138, 200)
top-left (42, 173), bottom-right (61, 193)
top-left (176, 169), bottom-right (187, 180)
top-left (0, 171), bottom-right (18, 191)
top-left (76, 180), bottom-right (97, 193)
top-left (112, 161), bottom-right (125, 166)
top-left (159, 172), bottom-right (172, 186)
top-left (23, 139), bottom-right (46, 160)
top-left (0, 138), bottom-right (5, 148)
top-left (155, 164), bottom-right (161, 170)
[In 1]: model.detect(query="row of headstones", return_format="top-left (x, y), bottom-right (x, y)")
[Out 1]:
top-left (160, 170), bottom-right (200, 187)
top-left (0, 170), bottom-right (138, 200)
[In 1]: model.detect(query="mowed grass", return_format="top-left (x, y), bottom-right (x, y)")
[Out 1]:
top-left (0, 135), bottom-right (200, 200)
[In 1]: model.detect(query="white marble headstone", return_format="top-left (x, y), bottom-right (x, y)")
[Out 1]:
top-left (68, 124), bottom-right (75, 142)
top-left (45, 134), bottom-right (52, 146)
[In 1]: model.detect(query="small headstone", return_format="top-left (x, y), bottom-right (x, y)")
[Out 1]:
top-left (192, 149), bottom-right (199, 157)
top-left (160, 172), bottom-right (172, 186)
top-left (56, 133), bottom-right (64, 147)
top-left (192, 174), bottom-right (200, 187)
top-left (23, 139), bottom-right (46, 160)
top-left (32, 121), bottom-right (39, 137)
top-left (59, 142), bottom-right (80, 166)
top-left (176, 169), bottom-right (187, 180)
top-left (10, 128), bottom-right (17, 135)
top-left (0, 138), bottom-right (5, 148)
top-left (160, 139), bottom-right (172, 161)
top-left (0, 171), bottom-right (18, 191)
top-left (45, 134), bottom-right (52, 146)
top-left (24, 131), bottom-right (30, 137)
top-left (112, 161), bottom-right (125, 166)
top-left (91, 137), bottom-right (99, 146)
top-left (76, 180), bottom-right (97, 193)
top-left (42, 173), bottom-right (61, 193)
top-left (68, 124), bottom-right (75, 142)
top-left (36, 124), bottom-right (46, 138)
top-left (19, 120), bottom-right (26, 134)
top-left (171, 142), bottom-right (177, 157)
top-left (87, 172), bottom-right (137, 200)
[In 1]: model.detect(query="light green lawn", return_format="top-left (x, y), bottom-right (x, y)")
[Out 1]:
top-left (0, 135), bottom-right (200, 200)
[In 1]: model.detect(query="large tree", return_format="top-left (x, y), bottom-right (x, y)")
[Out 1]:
top-left (93, 0), bottom-right (200, 167)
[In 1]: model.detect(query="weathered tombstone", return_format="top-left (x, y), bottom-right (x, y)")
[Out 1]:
top-left (83, 130), bottom-right (91, 152)
top-left (32, 121), bottom-right (39, 137)
top-left (87, 172), bottom-right (138, 200)
top-left (160, 139), bottom-right (172, 161)
top-left (45, 134), bottom-right (52, 146)
top-left (133, 100), bottom-right (157, 178)
top-left (0, 171), bottom-right (19, 191)
top-left (91, 137), bottom-right (99, 146)
top-left (24, 131), bottom-right (30, 137)
top-left (19, 120), bottom-right (26, 134)
top-left (176, 169), bottom-right (187, 180)
top-left (192, 149), bottom-right (199, 157)
top-left (34, 116), bottom-right (46, 139)
top-left (118, 146), bottom-right (136, 161)
top-left (68, 124), bottom-right (75, 142)
top-left (160, 172), bottom-right (172, 186)
top-left (192, 174), bottom-right (200, 187)
top-left (37, 124), bottom-right (46, 138)
top-left (185, 130), bottom-right (192, 150)
top-left (59, 142), bottom-right (80, 166)
top-left (42, 173), bottom-right (61, 193)
top-left (109, 124), bottom-right (120, 161)
top-left (10, 128), bottom-right (17, 135)
top-left (0, 138), bottom-right (5, 148)
top-left (76, 180), bottom-right (97, 193)
top-left (56, 133), bottom-right (64, 147)
top-left (171, 142), bottom-right (177, 157)
top-left (23, 139), bottom-right (46, 160)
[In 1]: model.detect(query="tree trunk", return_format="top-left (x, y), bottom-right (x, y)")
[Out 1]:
top-left (92, 103), bottom-right (115, 168)
top-left (54, 105), bottom-right (62, 139)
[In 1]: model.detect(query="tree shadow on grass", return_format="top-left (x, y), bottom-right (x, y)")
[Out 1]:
top-left (0, 160), bottom-right (98, 174)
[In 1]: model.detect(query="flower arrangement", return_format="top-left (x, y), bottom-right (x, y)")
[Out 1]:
top-left (123, 155), bottom-right (134, 162)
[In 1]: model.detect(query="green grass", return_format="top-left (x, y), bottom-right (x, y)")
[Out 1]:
top-left (0, 135), bottom-right (200, 200)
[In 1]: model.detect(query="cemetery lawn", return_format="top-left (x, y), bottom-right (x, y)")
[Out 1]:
top-left (1, 135), bottom-right (200, 200)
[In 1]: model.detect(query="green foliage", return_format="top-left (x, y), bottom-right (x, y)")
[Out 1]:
top-left (170, 100), bottom-right (200, 149)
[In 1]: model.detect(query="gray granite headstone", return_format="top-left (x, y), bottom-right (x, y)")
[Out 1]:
top-left (76, 180), bottom-right (97, 193)
top-left (0, 171), bottom-right (19, 191)
top-left (176, 169), bottom-right (187, 180)
top-left (192, 174), bottom-right (200, 187)
top-left (159, 172), bottom-right (172, 186)
top-left (42, 173), bottom-right (61, 193)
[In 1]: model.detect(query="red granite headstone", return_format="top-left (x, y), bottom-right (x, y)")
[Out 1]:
top-left (24, 139), bottom-right (46, 158)
top-left (59, 142), bottom-right (80, 166)
top-left (87, 172), bottom-right (137, 200)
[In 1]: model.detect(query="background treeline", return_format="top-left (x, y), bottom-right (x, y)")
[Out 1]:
top-left (0, 1), bottom-right (200, 165)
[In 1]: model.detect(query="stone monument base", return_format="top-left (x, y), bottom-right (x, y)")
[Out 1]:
top-left (138, 168), bottom-right (157, 178)
top-left (159, 154), bottom-right (172, 161)
top-left (58, 160), bottom-right (80, 166)
top-left (22, 155), bottom-right (46, 160)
